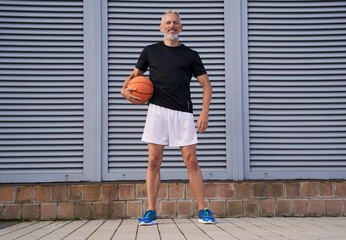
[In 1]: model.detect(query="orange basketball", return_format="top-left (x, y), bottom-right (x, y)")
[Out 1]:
top-left (127, 76), bottom-right (154, 104)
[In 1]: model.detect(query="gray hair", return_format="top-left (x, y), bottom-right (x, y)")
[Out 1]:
top-left (161, 10), bottom-right (181, 24)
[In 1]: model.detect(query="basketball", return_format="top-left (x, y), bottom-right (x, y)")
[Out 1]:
top-left (127, 76), bottom-right (154, 104)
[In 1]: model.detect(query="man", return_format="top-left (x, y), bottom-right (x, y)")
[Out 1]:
top-left (121, 10), bottom-right (215, 225)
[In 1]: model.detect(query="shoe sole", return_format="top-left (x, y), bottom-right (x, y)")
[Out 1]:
top-left (138, 220), bottom-right (158, 226)
top-left (198, 219), bottom-right (215, 224)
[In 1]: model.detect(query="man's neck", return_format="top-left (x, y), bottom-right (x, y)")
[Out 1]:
top-left (163, 39), bottom-right (181, 47)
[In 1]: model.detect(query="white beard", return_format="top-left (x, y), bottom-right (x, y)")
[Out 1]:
top-left (164, 32), bottom-right (179, 41)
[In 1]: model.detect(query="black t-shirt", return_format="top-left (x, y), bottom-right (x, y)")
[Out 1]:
top-left (135, 42), bottom-right (207, 113)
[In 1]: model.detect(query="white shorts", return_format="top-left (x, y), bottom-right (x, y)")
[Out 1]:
top-left (142, 104), bottom-right (198, 147)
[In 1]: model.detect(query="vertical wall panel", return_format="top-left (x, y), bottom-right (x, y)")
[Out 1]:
top-left (104, 0), bottom-right (229, 180)
top-left (246, 0), bottom-right (346, 178)
top-left (0, 0), bottom-right (86, 182)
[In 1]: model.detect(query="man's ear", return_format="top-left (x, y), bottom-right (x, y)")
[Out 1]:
top-left (160, 24), bottom-right (163, 33)
top-left (179, 24), bottom-right (183, 32)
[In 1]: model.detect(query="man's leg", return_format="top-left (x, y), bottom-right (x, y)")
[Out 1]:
top-left (146, 143), bottom-right (164, 211)
top-left (180, 144), bottom-right (206, 210)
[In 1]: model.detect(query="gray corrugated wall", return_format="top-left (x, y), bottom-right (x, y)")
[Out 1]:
top-left (0, 0), bottom-right (90, 182)
top-left (1, 0), bottom-right (345, 183)
top-left (245, 0), bottom-right (346, 179)
top-left (0, 0), bottom-right (231, 182)
top-left (103, 0), bottom-right (230, 180)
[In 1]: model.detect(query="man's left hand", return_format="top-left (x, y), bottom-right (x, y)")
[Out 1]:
top-left (196, 112), bottom-right (209, 133)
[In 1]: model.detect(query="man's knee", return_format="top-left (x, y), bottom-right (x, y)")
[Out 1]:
top-left (148, 154), bottom-right (162, 170)
top-left (184, 154), bottom-right (199, 171)
top-left (181, 145), bottom-right (199, 171)
top-left (147, 143), bottom-right (164, 170)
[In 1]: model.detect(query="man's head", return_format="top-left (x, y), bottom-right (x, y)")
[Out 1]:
top-left (160, 10), bottom-right (183, 41)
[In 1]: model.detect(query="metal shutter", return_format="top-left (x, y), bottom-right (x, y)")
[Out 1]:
top-left (104, 0), bottom-right (228, 180)
top-left (0, 0), bottom-right (86, 182)
top-left (246, 0), bottom-right (346, 178)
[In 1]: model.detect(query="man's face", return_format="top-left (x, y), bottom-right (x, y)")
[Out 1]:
top-left (160, 13), bottom-right (183, 41)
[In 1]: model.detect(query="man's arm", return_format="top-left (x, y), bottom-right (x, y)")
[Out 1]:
top-left (121, 67), bottom-right (145, 104)
top-left (196, 73), bottom-right (212, 133)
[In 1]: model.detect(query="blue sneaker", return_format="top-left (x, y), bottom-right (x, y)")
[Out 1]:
top-left (138, 210), bottom-right (157, 226)
top-left (199, 208), bottom-right (215, 224)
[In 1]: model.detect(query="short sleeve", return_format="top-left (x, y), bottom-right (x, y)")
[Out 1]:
top-left (135, 47), bottom-right (149, 72)
top-left (192, 51), bottom-right (207, 78)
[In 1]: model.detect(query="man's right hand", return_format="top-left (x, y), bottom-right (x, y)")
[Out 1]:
top-left (121, 87), bottom-right (142, 104)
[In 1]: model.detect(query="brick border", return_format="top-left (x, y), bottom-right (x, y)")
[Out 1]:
top-left (0, 180), bottom-right (345, 220)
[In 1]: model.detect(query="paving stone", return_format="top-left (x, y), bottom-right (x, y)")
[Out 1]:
top-left (158, 218), bottom-right (186, 240)
top-left (112, 219), bottom-right (137, 240)
top-left (0, 217), bottom-right (345, 239)
top-left (43, 220), bottom-right (88, 240)
top-left (231, 218), bottom-right (286, 239)
top-left (190, 218), bottom-right (238, 240)
top-left (0, 221), bottom-right (51, 240)
top-left (88, 220), bottom-right (121, 240)
top-left (174, 218), bottom-right (211, 240)
top-left (137, 222), bottom-right (161, 240)
top-left (219, 218), bottom-right (262, 240)
top-left (64, 220), bottom-right (104, 240)
top-left (16, 221), bottom-right (69, 240)
top-left (0, 222), bottom-right (34, 236)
